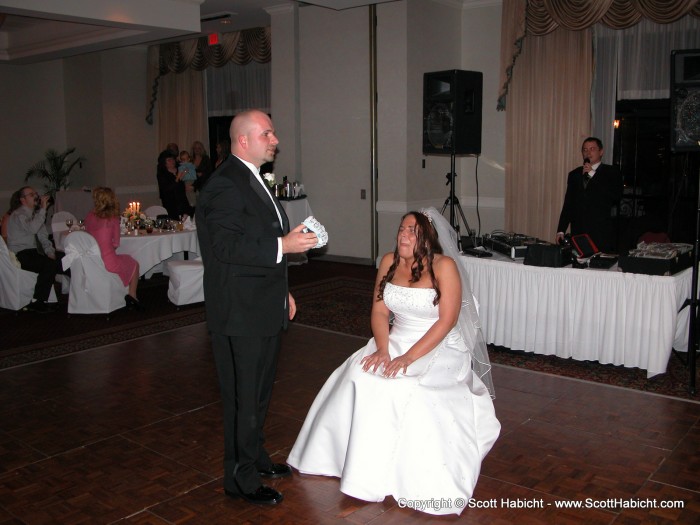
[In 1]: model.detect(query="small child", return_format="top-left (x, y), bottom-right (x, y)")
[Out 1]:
top-left (178, 151), bottom-right (198, 206)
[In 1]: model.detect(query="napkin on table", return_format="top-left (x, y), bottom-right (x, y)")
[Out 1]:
top-left (183, 215), bottom-right (196, 230)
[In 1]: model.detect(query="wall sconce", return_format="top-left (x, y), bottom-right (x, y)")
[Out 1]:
top-left (613, 119), bottom-right (620, 129)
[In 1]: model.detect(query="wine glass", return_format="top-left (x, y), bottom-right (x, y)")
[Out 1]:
top-left (78, 219), bottom-right (85, 230)
top-left (65, 218), bottom-right (73, 230)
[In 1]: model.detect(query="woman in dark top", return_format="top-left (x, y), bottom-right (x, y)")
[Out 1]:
top-left (156, 151), bottom-right (193, 219)
top-left (213, 139), bottom-right (231, 170)
top-left (191, 140), bottom-right (213, 192)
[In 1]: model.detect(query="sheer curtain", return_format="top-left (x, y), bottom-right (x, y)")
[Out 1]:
top-left (206, 61), bottom-right (271, 117)
top-left (157, 68), bottom-right (208, 157)
top-left (505, 28), bottom-right (593, 241)
top-left (591, 24), bottom-right (618, 164)
top-left (592, 15), bottom-right (700, 159)
top-left (147, 27), bottom-right (271, 155)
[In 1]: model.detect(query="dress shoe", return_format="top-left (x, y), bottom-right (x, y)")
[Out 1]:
top-left (258, 463), bottom-right (292, 479)
top-left (25, 300), bottom-right (51, 313)
top-left (124, 294), bottom-right (142, 311)
top-left (225, 485), bottom-right (284, 505)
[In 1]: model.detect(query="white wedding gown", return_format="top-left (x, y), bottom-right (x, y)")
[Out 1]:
top-left (287, 282), bottom-right (501, 516)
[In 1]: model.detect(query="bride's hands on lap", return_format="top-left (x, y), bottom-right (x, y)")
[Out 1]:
top-left (360, 350), bottom-right (390, 373)
top-left (383, 354), bottom-right (414, 378)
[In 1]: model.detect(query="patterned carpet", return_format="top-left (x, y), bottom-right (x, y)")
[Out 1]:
top-left (1, 268), bottom-right (698, 401)
top-left (0, 274), bottom-right (206, 369)
top-left (290, 278), bottom-right (700, 401)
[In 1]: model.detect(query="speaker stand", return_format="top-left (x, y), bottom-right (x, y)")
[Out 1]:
top-left (440, 153), bottom-right (473, 251)
top-left (684, 166), bottom-right (700, 394)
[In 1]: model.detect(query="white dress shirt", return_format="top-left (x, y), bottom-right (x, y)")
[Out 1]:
top-left (235, 155), bottom-right (284, 263)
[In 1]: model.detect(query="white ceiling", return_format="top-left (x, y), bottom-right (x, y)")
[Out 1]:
top-left (0, 0), bottom-right (399, 65)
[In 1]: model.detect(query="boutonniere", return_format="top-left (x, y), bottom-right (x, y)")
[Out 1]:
top-left (262, 172), bottom-right (276, 188)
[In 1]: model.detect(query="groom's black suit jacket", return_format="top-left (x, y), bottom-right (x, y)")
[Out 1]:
top-left (196, 154), bottom-right (291, 494)
top-left (557, 163), bottom-right (623, 253)
top-left (196, 155), bottom-right (290, 336)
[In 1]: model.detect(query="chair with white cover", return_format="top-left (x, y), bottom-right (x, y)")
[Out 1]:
top-left (144, 205), bottom-right (168, 219)
top-left (50, 211), bottom-right (75, 294)
top-left (51, 210), bottom-right (77, 236)
top-left (167, 258), bottom-right (204, 306)
top-left (62, 231), bottom-right (127, 314)
top-left (0, 236), bottom-right (57, 311)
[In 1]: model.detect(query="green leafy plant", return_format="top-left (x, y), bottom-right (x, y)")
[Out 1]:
top-left (25, 147), bottom-right (86, 198)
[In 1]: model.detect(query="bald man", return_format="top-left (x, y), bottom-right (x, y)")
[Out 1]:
top-left (196, 110), bottom-right (317, 505)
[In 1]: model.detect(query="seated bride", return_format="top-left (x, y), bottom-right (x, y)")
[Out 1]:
top-left (287, 208), bottom-right (500, 516)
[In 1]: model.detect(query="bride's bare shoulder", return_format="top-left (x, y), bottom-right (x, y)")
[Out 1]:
top-left (432, 253), bottom-right (457, 274)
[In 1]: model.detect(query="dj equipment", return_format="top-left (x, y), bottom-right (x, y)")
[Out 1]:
top-left (524, 242), bottom-right (572, 268)
top-left (483, 233), bottom-right (538, 259)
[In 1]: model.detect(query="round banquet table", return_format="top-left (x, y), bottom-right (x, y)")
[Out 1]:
top-left (116, 229), bottom-right (199, 277)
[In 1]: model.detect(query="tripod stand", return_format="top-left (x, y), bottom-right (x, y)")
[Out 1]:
top-left (684, 166), bottom-right (700, 394)
top-left (440, 153), bottom-right (474, 250)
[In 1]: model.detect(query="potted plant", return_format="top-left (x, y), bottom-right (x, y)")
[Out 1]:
top-left (25, 147), bottom-right (86, 198)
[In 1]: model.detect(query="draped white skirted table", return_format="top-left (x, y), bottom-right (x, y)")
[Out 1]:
top-left (117, 229), bottom-right (199, 277)
top-left (280, 197), bottom-right (314, 264)
top-left (460, 253), bottom-right (692, 377)
top-left (57, 229), bottom-right (199, 278)
top-left (280, 197), bottom-right (313, 228)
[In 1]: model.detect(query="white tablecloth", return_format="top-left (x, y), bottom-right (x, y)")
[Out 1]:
top-left (461, 253), bottom-right (692, 377)
top-left (280, 197), bottom-right (313, 228)
top-left (117, 229), bottom-right (199, 277)
top-left (281, 198), bottom-right (314, 264)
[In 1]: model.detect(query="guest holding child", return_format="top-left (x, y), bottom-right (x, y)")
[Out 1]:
top-left (178, 150), bottom-right (198, 207)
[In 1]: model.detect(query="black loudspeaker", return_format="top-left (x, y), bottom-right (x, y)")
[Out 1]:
top-left (423, 70), bottom-right (482, 155)
top-left (670, 49), bottom-right (700, 152)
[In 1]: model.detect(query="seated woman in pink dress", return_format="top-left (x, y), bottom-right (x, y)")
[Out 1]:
top-left (84, 187), bottom-right (141, 309)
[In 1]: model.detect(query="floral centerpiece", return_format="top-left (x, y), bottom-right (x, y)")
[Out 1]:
top-left (122, 201), bottom-right (146, 225)
top-left (262, 172), bottom-right (276, 188)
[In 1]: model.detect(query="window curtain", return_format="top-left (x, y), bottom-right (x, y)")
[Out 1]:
top-left (505, 27), bottom-right (593, 241)
top-left (501, 0), bottom-right (700, 241)
top-left (156, 68), bottom-right (208, 160)
top-left (206, 61), bottom-right (271, 117)
top-left (499, 0), bottom-right (700, 110)
top-left (592, 15), bottom-right (700, 155)
top-left (146, 27), bottom-right (271, 157)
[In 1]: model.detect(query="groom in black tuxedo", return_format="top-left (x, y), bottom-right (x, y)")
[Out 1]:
top-left (556, 137), bottom-right (623, 253)
top-left (196, 110), bottom-right (318, 505)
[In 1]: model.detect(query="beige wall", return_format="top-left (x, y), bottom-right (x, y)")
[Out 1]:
top-left (1, 60), bottom-right (69, 197)
top-left (1, 0), bottom-right (505, 259)
top-left (460, 2), bottom-right (505, 239)
top-left (1, 46), bottom-right (160, 209)
top-left (297, 4), bottom-right (372, 259)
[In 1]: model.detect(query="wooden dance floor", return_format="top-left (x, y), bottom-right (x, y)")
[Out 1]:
top-left (1, 321), bottom-right (699, 524)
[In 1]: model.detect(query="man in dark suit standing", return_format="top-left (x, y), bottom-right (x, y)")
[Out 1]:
top-left (196, 110), bottom-right (318, 505)
top-left (556, 137), bottom-right (623, 253)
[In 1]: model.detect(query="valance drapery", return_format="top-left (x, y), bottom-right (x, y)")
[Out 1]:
top-left (159, 27), bottom-right (271, 73)
top-left (499, 0), bottom-right (700, 110)
top-left (146, 27), bottom-right (271, 124)
top-left (500, 0), bottom-right (700, 248)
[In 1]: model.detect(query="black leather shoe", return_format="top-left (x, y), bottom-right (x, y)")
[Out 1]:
top-left (258, 463), bottom-right (292, 479)
top-left (25, 301), bottom-right (51, 313)
top-left (225, 485), bottom-right (283, 505)
top-left (124, 294), bottom-right (142, 311)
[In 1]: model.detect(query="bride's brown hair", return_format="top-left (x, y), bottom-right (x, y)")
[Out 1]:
top-left (377, 211), bottom-right (443, 305)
